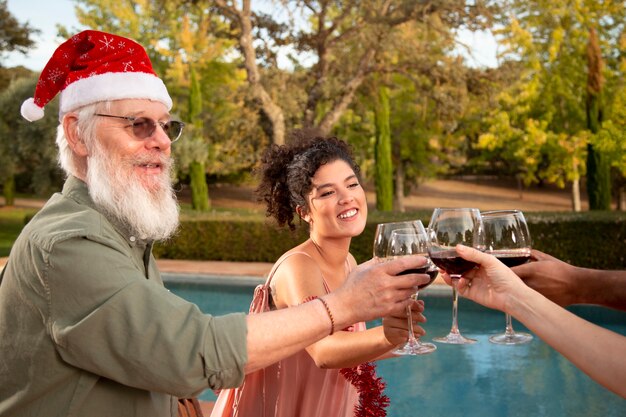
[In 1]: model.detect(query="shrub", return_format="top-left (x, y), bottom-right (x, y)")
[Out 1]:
top-left (154, 211), bottom-right (626, 269)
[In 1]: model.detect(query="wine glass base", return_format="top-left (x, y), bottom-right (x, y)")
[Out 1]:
top-left (393, 341), bottom-right (437, 355)
top-left (488, 332), bottom-right (533, 345)
top-left (433, 333), bottom-right (477, 345)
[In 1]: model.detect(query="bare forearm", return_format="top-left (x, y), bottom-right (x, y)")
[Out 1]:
top-left (306, 326), bottom-right (394, 369)
top-left (245, 295), bottom-right (357, 373)
top-left (244, 257), bottom-right (425, 373)
top-left (574, 268), bottom-right (626, 311)
top-left (508, 288), bottom-right (626, 398)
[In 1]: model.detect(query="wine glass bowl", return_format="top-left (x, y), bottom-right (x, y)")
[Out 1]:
top-left (427, 208), bottom-right (484, 345)
top-left (373, 220), bottom-right (424, 261)
top-left (386, 227), bottom-right (437, 355)
top-left (427, 253), bottom-right (479, 277)
top-left (482, 209), bottom-right (533, 345)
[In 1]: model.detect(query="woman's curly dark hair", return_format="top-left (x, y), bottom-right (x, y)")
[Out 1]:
top-left (255, 129), bottom-right (361, 230)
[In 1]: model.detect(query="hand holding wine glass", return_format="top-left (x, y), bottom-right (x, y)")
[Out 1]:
top-left (482, 209), bottom-right (533, 345)
top-left (386, 226), bottom-right (438, 355)
top-left (427, 208), bottom-right (484, 344)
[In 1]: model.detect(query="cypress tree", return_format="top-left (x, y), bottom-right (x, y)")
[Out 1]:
top-left (374, 85), bottom-right (393, 211)
top-left (188, 66), bottom-right (210, 211)
top-left (2, 175), bottom-right (15, 206)
top-left (585, 27), bottom-right (611, 210)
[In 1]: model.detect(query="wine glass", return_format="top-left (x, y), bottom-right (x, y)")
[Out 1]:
top-left (387, 227), bottom-right (438, 355)
top-left (482, 209), bottom-right (534, 345)
top-left (427, 208), bottom-right (485, 344)
top-left (373, 220), bottom-right (423, 261)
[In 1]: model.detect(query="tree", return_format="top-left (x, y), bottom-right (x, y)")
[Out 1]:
top-left (0, 77), bottom-right (63, 204)
top-left (0, 0), bottom-right (39, 90)
top-left (187, 66), bottom-right (210, 211)
top-left (0, 0), bottom-right (39, 56)
top-left (212, 0), bottom-right (286, 144)
top-left (592, 82), bottom-right (626, 209)
top-left (585, 27), bottom-right (611, 210)
top-left (374, 83), bottom-right (393, 211)
top-left (210, 0), bottom-right (496, 145)
top-left (69, 0), bottom-right (264, 194)
top-left (475, 0), bottom-right (625, 211)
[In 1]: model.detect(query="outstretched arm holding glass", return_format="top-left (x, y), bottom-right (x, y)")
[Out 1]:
top-left (445, 245), bottom-right (626, 399)
top-left (513, 249), bottom-right (626, 312)
top-left (0, 30), bottom-right (427, 417)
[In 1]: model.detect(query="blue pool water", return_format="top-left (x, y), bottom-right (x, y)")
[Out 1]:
top-left (165, 276), bottom-right (626, 417)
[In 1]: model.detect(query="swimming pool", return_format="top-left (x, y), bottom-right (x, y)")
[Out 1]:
top-left (164, 275), bottom-right (626, 417)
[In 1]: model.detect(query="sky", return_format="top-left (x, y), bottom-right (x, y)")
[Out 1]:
top-left (4, 0), bottom-right (499, 72)
top-left (4, 0), bottom-right (84, 71)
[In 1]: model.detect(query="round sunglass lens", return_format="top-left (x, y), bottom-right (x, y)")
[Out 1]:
top-left (168, 121), bottom-right (183, 141)
top-left (132, 118), bottom-right (155, 139)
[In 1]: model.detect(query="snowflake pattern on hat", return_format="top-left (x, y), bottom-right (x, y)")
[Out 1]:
top-left (21, 30), bottom-right (172, 122)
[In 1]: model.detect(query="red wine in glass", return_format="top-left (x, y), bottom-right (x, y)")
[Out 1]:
top-left (397, 266), bottom-right (438, 290)
top-left (430, 250), bottom-right (479, 276)
top-left (427, 207), bottom-right (484, 345)
top-left (491, 250), bottom-right (531, 267)
top-left (387, 225), bottom-right (437, 355)
top-left (482, 210), bottom-right (534, 345)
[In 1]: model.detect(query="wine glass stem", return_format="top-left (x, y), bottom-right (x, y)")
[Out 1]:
top-left (504, 313), bottom-right (515, 336)
top-left (406, 292), bottom-right (419, 344)
top-left (450, 277), bottom-right (461, 335)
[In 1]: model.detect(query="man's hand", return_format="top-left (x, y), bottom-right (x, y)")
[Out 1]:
top-left (327, 256), bottom-right (431, 329)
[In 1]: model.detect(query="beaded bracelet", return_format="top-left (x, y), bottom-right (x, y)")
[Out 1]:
top-left (317, 297), bottom-right (335, 336)
top-left (302, 295), bottom-right (335, 336)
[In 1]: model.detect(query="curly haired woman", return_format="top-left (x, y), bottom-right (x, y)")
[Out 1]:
top-left (211, 130), bottom-right (427, 417)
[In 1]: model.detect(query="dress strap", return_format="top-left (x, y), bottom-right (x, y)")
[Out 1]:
top-left (264, 251), bottom-right (313, 287)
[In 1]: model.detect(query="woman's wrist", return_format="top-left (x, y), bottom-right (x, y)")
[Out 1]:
top-left (504, 282), bottom-right (539, 319)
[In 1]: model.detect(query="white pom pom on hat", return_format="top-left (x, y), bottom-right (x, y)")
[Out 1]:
top-left (21, 30), bottom-right (172, 123)
top-left (21, 97), bottom-right (45, 122)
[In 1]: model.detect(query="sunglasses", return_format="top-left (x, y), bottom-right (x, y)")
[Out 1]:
top-left (95, 113), bottom-right (185, 142)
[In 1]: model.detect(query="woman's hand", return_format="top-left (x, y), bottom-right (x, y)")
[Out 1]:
top-left (440, 245), bottom-right (531, 314)
top-left (512, 249), bottom-right (580, 307)
top-left (382, 299), bottom-right (425, 347)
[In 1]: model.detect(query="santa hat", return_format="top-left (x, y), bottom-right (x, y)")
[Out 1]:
top-left (21, 30), bottom-right (172, 122)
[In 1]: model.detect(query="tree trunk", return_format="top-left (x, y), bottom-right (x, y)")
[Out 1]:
top-left (393, 162), bottom-right (405, 212)
top-left (190, 161), bottom-right (210, 211)
top-left (304, 1), bottom-right (397, 135)
top-left (2, 175), bottom-right (15, 207)
top-left (516, 175), bottom-right (524, 200)
top-left (618, 186), bottom-right (626, 211)
top-left (374, 85), bottom-right (393, 211)
top-left (571, 179), bottom-right (581, 212)
top-left (316, 48), bottom-right (376, 135)
top-left (214, 0), bottom-right (285, 144)
top-left (234, 0), bottom-right (285, 145)
top-left (570, 158), bottom-right (581, 212)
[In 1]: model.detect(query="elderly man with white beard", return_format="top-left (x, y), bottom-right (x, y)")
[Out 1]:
top-left (0, 31), bottom-right (428, 417)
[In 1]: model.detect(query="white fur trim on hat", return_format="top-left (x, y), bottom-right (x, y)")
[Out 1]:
top-left (59, 71), bottom-right (173, 117)
top-left (21, 97), bottom-right (45, 122)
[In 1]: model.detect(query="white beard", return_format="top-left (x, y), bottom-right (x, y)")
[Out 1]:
top-left (86, 142), bottom-right (180, 241)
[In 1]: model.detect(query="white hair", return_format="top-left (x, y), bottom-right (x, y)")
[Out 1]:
top-left (55, 101), bottom-right (111, 177)
top-left (86, 139), bottom-right (179, 240)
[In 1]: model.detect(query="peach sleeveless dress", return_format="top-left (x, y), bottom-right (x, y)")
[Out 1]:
top-left (210, 252), bottom-right (388, 417)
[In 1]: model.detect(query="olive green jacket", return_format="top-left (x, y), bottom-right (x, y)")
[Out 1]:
top-left (0, 176), bottom-right (247, 417)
